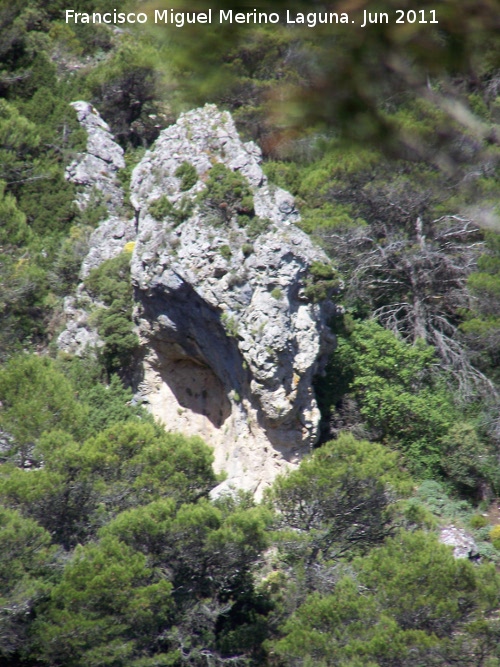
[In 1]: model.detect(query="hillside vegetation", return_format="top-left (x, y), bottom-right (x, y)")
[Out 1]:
top-left (2, 1), bottom-right (500, 664)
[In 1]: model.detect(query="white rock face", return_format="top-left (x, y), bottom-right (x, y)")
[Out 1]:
top-left (65, 101), bottom-right (126, 214)
top-left (439, 525), bottom-right (479, 559)
top-left (79, 216), bottom-right (136, 280)
top-left (57, 293), bottom-right (102, 355)
top-left (59, 101), bottom-right (136, 355)
top-left (60, 103), bottom-right (339, 497)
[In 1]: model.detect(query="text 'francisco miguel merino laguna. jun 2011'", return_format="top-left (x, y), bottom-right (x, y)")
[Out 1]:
top-left (64, 7), bottom-right (439, 29)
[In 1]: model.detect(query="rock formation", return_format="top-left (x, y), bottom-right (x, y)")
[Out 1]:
top-left (65, 100), bottom-right (125, 215)
top-left (59, 103), bottom-right (340, 497)
top-left (439, 525), bottom-right (479, 559)
top-left (59, 102), bottom-right (136, 355)
top-left (64, 101), bottom-right (136, 277)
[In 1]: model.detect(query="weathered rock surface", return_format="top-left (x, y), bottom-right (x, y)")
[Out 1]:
top-left (57, 293), bottom-right (102, 356)
top-left (59, 102), bottom-right (136, 355)
top-left (79, 216), bottom-right (136, 279)
top-left (439, 525), bottom-right (479, 559)
top-left (65, 101), bottom-right (126, 214)
top-left (60, 103), bottom-right (339, 497)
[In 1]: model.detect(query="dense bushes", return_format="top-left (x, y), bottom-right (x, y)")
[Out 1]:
top-left (268, 434), bottom-right (410, 568)
top-left (316, 320), bottom-right (500, 492)
top-left (0, 354), bottom-right (86, 463)
top-left (1, 351), bottom-right (500, 665)
top-left (84, 251), bottom-right (139, 375)
top-left (86, 38), bottom-right (166, 147)
top-left (273, 531), bottom-right (500, 667)
top-left (2, 3), bottom-right (500, 665)
top-left (303, 260), bottom-right (340, 302)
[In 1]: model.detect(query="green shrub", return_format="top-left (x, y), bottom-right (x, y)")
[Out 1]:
top-left (49, 226), bottom-right (91, 295)
top-left (0, 181), bottom-right (31, 246)
top-left (439, 423), bottom-right (494, 493)
top-left (242, 243), bottom-right (254, 257)
top-left (85, 38), bottom-right (163, 146)
top-left (219, 244), bottom-right (232, 260)
top-left (263, 161), bottom-right (301, 194)
top-left (415, 480), bottom-right (471, 518)
top-left (0, 254), bottom-right (51, 358)
top-left (17, 172), bottom-right (78, 237)
top-left (117, 147), bottom-right (146, 215)
top-left (149, 194), bottom-right (193, 225)
top-left (174, 161), bottom-right (198, 191)
top-left (271, 288), bottom-right (282, 300)
top-left (0, 506), bottom-right (55, 657)
top-left (200, 163), bottom-right (254, 222)
top-left (268, 433), bottom-right (411, 564)
top-left (243, 216), bottom-right (270, 239)
top-left (298, 202), bottom-right (363, 235)
top-left (470, 514), bottom-right (488, 529)
top-left (0, 355), bottom-right (86, 462)
top-left (85, 252), bottom-right (132, 305)
top-left (476, 541), bottom-right (500, 562)
top-left (303, 261), bottom-right (340, 302)
top-left (489, 525), bottom-right (500, 549)
top-left (309, 261), bottom-right (336, 281)
top-left (85, 253), bottom-right (138, 374)
top-left (0, 99), bottom-right (41, 185)
top-left (462, 231), bottom-right (500, 382)
top-left (55, 355), bottom-right (155, 440)
top-left (93, 308), bottom-right (140, 374)
top-left (149, 194), bottom-right (174, 221)
top-left (273, 529), bottom-right (500, 666)
top-left (319, 321), bottom-right (459, 476)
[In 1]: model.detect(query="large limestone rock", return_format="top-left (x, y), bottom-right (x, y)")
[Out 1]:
top-left (60, 103), bottom-right (339, 497)
top-left (130, 105), bottom-right (338, 496)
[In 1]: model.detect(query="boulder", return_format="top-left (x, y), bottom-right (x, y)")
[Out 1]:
top-left (439, 524), bottom-right (479, 559)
